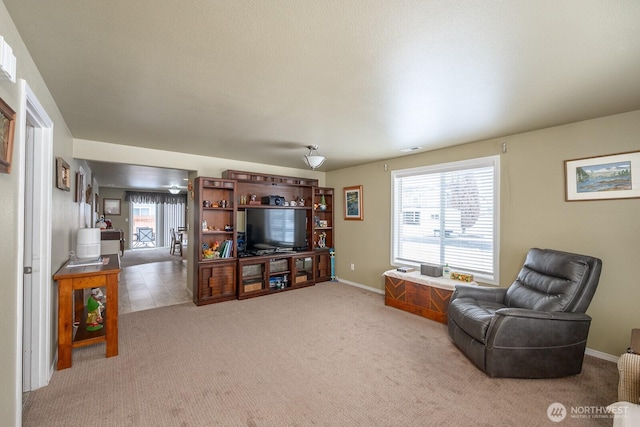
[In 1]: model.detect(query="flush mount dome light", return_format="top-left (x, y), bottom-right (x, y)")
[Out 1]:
top-left (303, 145), bottom-right (326, 170)
top-left (168, 186), bottom-right (180, 194)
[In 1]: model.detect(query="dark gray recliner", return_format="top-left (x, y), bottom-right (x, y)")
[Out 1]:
top-left (448, 248), bottom-right (602, 378)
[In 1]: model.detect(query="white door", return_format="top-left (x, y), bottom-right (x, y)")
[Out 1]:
top-left (22, 124), bottom-right (35, 391)
top-left (19, 81), bottom-right (53, 395)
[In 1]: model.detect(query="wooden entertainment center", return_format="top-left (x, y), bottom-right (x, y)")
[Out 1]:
top-left (192, 170), bottom-right (334, 305)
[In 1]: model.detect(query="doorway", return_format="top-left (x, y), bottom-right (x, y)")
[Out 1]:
top-left (130, 199), bottom-right (186, 249)
top-left (19, 80), bottom-right (54, 399)
top-left (131, 202), bottom-right (157, 248)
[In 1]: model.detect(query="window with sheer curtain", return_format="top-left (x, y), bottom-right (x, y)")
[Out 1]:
top-left (391, 155), bottom-right (500, 283)
top-left (126, 191), bottom-right (186, 247)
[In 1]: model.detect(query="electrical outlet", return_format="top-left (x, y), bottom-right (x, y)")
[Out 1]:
top-left (350, 263), bottom-right (355, 270)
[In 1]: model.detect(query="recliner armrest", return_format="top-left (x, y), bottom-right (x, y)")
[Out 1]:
top-left (451, 284), bottom-right (507, 303)
top-left (487, 308), bottom-right (592, 349)
top-left (495, 308), bottom-right (592, 322)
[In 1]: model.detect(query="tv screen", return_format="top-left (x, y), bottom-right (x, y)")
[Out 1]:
top-left (245, 208), bottom-right (307, 252)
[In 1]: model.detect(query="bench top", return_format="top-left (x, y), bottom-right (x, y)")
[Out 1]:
top-left (383, 269), bottom-right (477, 291)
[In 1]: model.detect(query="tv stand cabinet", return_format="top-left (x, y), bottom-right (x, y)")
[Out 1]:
top-left (238, 252), bottom-right (315, 299)
top-left (192, 171), bottom-right (333, 305)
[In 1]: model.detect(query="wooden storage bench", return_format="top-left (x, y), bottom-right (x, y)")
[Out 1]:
top-left (383, 269), bottom-right (476, 324)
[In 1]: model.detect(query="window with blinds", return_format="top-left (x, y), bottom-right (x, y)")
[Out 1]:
top-left (391, 155), bottom-right (500, 283)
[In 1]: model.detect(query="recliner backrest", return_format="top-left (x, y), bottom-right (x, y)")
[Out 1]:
top-left (504, 248), bottom-right (602, 313)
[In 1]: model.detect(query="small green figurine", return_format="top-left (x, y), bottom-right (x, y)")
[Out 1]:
top-left (86, 292), bottom-right (103, 331)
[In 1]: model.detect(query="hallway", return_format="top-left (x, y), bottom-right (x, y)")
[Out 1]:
top-left (119, 258), bottom-right (190, 314)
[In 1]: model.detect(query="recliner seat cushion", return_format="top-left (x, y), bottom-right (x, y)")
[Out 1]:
top-left (505, 248), bottom-right (591, 312)
top-left (448, 298), bottom-right (506, 343)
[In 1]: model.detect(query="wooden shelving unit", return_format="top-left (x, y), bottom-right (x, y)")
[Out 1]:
top-left (192, 177), bottom-right (237, 305)
top-left (192, 171), bottom-right (334, 303)
top-left (313, 187), bottom-right (334, 282)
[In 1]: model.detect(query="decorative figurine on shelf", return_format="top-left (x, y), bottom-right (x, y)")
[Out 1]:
top-left (203, 241), bottom-right (219, 259)
top-left (298, 198), bottom-right (305, 206)
top-left (319, 195), bottom-right (327, 210)
top-left (92, 287), bottom-right (106, 311)
top-left (318, 232), bottom-right (327, 248)
top-left (96, 215), bottom-right (108, 229)
top-left (86, 289), bottom-right (104, 331)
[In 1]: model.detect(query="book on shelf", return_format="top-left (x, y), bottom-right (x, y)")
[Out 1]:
top-left (218, 239), bottom-right (233, 258)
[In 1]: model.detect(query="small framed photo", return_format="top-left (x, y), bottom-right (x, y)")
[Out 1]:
top-left (0, 96), bottom-right (16, 174)
top-left (74, 171), bottom-right (84, 203)
top-left (103, 198), bottom-right (121, 215)
top-left (319, 220), bottom-right (328, 228)
top-left (344, 185), bottom-right (363, 220)
top-left (565, 151), bottom-right (640, 201)
top-left (56, 157), bottom-right (71, 191)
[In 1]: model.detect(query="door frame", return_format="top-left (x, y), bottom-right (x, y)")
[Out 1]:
top-left (16, 79), bottom-right (54, 400)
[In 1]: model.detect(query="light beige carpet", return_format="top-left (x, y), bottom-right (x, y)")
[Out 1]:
top-left (23, 282), bottom-right (617, 426)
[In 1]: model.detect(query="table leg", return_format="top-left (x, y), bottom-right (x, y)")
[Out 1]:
top-left (105, 272), bottom-right (119, 358)
top-left (57, 279), bottom-right (73, 370)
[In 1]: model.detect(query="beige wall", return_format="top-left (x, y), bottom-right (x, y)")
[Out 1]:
top-left (0, 1), bottom-right (81, 423)
top-left (327, 110), bottom-right (640, 357)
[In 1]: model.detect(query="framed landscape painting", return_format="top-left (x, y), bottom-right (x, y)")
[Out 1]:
top-left (103, 198), bottom-right (121, 215)
top-left (344, 185), bottom-right (363, 220)
top-left (565, 151), bottom-right (640, 201)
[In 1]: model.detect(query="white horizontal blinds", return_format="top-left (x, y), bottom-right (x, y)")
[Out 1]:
top-left (392, 156), bottom-right (498, 280)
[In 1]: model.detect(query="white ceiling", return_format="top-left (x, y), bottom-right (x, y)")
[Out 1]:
top-left (5, 1), bottom-right (640, 187)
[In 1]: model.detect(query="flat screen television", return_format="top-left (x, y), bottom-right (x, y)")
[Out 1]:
top-left (245, 208), bottom-right (307, 253)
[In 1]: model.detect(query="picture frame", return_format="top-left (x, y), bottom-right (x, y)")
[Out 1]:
top-left (319, 220), bottom-right (328, 228)
top-left (565, 151), bottom-right (640, 201)
top-left (344, 185), bottom-right (364, 220)
top-left (55, 157), bottom-right (71, 191)
top-left (0, 96), bottom-right (16, 174)
top-left (103, 198), bottom-right (121, 215)
top-left (74, 171), bottom-right (84, 203)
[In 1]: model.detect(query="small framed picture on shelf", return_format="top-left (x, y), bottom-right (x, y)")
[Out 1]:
top-left (319, 220), bottom-right (328, 228)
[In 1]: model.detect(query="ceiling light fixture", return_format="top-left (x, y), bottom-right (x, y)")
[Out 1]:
top-left (304, 145), bottom-right (326, 170)
top-left (168, 186), bottom-right (180, 194)
top-left (400, 146), bottom-right (423, 153)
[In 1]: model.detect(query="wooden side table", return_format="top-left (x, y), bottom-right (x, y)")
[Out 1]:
top-left (53, 254), bottom-right (120, 370)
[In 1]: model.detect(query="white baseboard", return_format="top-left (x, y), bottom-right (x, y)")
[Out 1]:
top-left (338, 279), bottom-right (620, 363)
top-left (336, 278), bottom-right (384, 295)
top-left (585, 348), bottom-right (619, 363)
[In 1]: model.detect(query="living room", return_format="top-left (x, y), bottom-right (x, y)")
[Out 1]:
top-left (1, 2), bottom-right (639, 425)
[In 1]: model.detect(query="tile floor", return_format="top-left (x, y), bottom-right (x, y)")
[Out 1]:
top-left (119, 258), bottom-right (190, 314)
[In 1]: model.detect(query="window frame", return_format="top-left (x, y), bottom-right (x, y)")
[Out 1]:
top-left (390, 155), bottom-right (500, 284)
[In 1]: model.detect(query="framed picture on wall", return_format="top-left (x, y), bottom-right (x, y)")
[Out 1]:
top-left (0, 96), bottom-right (16, 174)
top-left (344, 185), bottom-right (363, 220)
top-left (565, 150), bottom-right (640, 201)
top-left (56, 157), bottom-right (71, 191)
top-left (103, 198), bottom-right (121, 215)
top-left (74, 171), bottom-right (84, 203)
